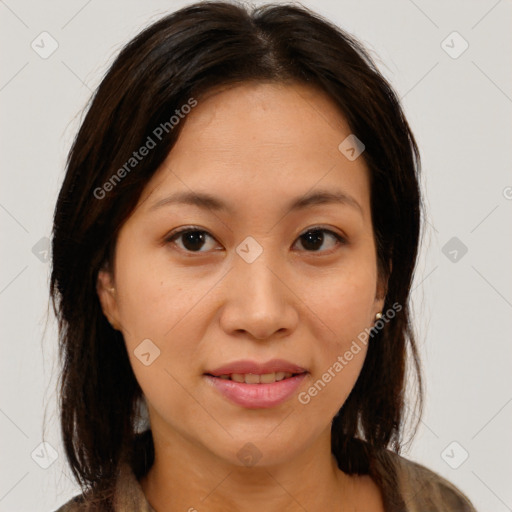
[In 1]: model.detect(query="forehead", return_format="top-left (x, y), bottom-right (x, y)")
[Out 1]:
top-left (138, 81), bottom-right (371, 220)
top-left (182, 81), bottom-right (355, 151)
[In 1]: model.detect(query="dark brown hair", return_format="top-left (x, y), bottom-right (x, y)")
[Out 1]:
top-left (50, 0), bottom-right (423, 507)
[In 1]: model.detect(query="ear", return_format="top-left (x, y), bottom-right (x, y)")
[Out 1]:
top-left (96, 268), bottom-right (121, 331)
top-left (374, 259), bottom-right (392, 315)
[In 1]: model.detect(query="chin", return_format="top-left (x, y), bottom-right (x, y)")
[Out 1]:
top-left (206, 432), bottom-right (306, 469)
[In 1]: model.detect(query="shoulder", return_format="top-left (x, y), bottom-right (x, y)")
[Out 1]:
top-left (376, 449), bottom-right (478, 512)
top-left (53, 486), bottom-right (113, 512)
top-left (53, 494), bottom-right (90, 512)
top-left (53, 459), bottom-right (154, 512)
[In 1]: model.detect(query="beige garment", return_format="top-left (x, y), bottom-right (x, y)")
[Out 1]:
top-left (55, 449), bottom-right (477, 512)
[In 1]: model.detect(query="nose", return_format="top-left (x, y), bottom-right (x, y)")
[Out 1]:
top-left (219, 249), bottom-right (299, 340)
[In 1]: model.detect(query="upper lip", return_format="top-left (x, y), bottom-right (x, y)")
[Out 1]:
top-left (205, 359), bottom-right (308, 376)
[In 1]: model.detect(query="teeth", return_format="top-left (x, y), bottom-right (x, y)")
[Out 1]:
top-left (219, 372), bottom-right (294, 383)
top-left (260, 372), bottom-right (277, 384)
top-left (245, 373), bottom-right (260, 384)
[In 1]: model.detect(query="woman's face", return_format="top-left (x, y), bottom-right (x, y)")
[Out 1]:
top-left (98, 81), bottom-right (386, 467)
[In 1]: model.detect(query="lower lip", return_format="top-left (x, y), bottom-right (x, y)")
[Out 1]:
top-left (204, 373), bottom-right (308, 409)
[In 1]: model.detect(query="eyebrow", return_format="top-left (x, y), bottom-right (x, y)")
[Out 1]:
top-left (148, 189), bottom-right (363, 216)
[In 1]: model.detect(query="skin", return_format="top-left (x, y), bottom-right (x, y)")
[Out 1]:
top-left (97, 81), bottom-right (387, 512)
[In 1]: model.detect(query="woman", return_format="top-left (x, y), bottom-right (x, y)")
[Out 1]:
top-left (51, 1), bottom-right (477, 510)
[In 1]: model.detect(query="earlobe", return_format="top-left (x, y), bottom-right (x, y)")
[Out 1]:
top-left (96, 269), bottom-right (120, 330)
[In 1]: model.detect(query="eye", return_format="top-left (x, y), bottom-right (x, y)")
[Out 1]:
top-left (165, 227), bottom-right (218, 253)
top-left (164, 226), bottom-right (346, 254)
top-left (293, 227), bottom-right (346, 253)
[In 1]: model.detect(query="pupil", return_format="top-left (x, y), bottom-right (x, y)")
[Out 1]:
top-left (302, 230), bottom-right (323, 251)
top-left (183, 231), bottom-right (205, 251)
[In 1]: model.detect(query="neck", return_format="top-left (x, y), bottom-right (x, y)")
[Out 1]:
top-left (139, 424), bottom-right (358, 512)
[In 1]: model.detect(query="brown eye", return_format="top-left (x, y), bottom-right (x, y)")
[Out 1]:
top-left (294, 228), bottom-right (345, 253)
top-left (165, 228), bottom-right (218, 253)
top-left (165, 226), bottom-right (346, 255)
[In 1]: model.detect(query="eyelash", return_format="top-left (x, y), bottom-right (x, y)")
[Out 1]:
top-left (164, 225), bottom-right (347, 255)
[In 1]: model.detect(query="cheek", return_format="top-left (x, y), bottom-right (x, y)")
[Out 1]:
top-left (114, 238), bottom-right (200, 340)
top-left (113, 242), bottom-right (215, 401)
top-left (306, 261), bottom-right (377, 345)
top-left (298, 345), bottom-right (368, 421)
top-left (297, 264), bottom-right (376, 411)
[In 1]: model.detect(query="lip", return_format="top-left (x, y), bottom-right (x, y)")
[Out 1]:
top-left (204, 373), bottom-right (308, 409)
top-left (206, 359), bottom-right (307, 376)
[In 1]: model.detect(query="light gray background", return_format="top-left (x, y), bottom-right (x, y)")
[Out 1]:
top-left (1, 1), bottom-right (511, 511)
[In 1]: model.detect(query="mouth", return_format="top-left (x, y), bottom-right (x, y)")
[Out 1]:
top-left (203, 371), bottom-right (308, 409)
top-left (204, 371), bottom-right (306, 384)
top-left (203, 359), bottom-right (309, 408)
